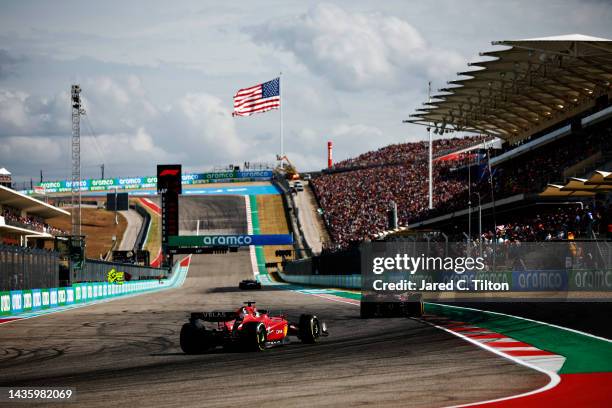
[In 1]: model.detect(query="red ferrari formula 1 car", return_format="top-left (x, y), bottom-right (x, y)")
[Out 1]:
top-left (180, 301), bottom-right (328, 354)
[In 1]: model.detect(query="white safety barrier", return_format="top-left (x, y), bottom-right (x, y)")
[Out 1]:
top-left (1, 257), bottom-right (190, 318)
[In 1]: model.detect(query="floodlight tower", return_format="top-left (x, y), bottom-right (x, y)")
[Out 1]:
top-left (71, 85), bottom-right (85, 236)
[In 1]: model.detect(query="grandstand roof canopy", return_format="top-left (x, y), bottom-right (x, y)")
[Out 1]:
top-left (0, 184), bottom-right (69, 219)
top-left (539, 170), bottom-right (612, 197)
top-left (407, 34), bottom-right (612, 144)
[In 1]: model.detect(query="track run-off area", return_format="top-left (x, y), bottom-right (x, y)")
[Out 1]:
top-left (0, 191), bottom-right (610, 407)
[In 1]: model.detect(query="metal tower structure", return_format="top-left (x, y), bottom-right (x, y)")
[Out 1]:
top-left (71, 85), bottom-right (84, 236)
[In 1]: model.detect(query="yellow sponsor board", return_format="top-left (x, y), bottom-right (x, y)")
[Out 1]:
top-left (107, 268), bottom-right (125, 285)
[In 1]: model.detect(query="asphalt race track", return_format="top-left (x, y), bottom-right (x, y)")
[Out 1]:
top-left (0, 196), bottom-right (548, 408)
top-left (178, 195), bottom-right (247, 235)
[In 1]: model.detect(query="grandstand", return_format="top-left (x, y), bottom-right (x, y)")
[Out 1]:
top-left (0, 183), bottom-right (69, 246)
top-left (311, 35), bottom-right (612, 248)
top-left (0, 183), bottom-right (70, 290)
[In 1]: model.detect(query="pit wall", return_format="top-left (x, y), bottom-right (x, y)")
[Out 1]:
top-left (0, 257), bottom-right (189, 318)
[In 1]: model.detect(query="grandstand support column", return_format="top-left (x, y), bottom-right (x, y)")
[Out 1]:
top-left (428, 81), bottom-right (433, 210)
top-left (476, 192), bottom-right (482, 257)
top-left (468, 159), bottom-right (472, 254)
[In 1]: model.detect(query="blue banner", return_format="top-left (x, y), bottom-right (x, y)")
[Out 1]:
top-left (511, 270), bottom-right (568, 291)
top-left (31, 289), bottom-right (42, 310)
top-left (10, 290), bottom-right (23, 312)
top-left (169, 234), bottom-right (293, 247)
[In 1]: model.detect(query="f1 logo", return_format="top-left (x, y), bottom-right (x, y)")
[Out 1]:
top-left (159, 169), bottom-right (180, 177)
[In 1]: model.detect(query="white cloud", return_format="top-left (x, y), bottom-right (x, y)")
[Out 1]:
top-left (0, 76), bottom-right (250, 179)
top-left (1, 0), bottom-right (610, 181)
top-left (250, 4), bottom-right (466, 91)
top-left (178, 92), bottom-right (245, 159)
top-left (331, 123), bottom-right (383, 139)
top-left (284, 123), bottom-right (385, 169)
top-left (0, 90), bottom-right (69, 136)
top-left (80, 128), bottom-right (178, 170)
top-left (92, 77), bottom-right (130, 106)
top-left (0, 136), bottom-right (62, 163)
top-left (0, 90), bottom-right (28, 131)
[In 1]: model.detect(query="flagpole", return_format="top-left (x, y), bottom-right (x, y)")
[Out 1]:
top-left (279, 72), bottom-right (284, 163)
top-left (428, 81), bottom-right (433, 210)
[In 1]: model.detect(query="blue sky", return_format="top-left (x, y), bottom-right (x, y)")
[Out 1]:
top-left (1, 0), bottom-right (611, 182)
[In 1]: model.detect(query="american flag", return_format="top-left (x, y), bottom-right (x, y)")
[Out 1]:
top-left (233, 78), bottom-right (280, 117)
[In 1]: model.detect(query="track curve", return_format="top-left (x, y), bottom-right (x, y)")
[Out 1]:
top-left (0, 196), bottom-right (548, 407)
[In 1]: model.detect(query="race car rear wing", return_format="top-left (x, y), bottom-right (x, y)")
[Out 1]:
top-left (190, 311), bottom-right (239, 322)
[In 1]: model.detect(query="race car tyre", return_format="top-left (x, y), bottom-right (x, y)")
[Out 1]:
top-left (180, 323), bottom-right (210, 354)
top-left (403, 301), bottom-right (424, 317)
top-left (360, 303), bottom-right (375, 318)
top-left (240, 322), bottom-right (267, 351)
top-left (298, 314), bottom-right (321, 344)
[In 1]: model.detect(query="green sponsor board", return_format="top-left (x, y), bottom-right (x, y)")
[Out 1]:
top-left (41, 289), bottom-right (50, 309)
top-left (22, 290), bottom-right (33, 311)
top-left (57, 288), bottom-right (66, 305)
top-left (74, 284), bottom-right (82, 302)
top-left (0, 291), bottom-right (10, 315)
top-left (90, 178), bottom-right (117, 188)
top-left (33, 170), bottom-right (272, 194)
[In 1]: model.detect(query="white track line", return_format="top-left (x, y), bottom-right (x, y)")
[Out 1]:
top-left (429, 302), bottom-right (612, 343)
top-left (281, 289), bottom-right (563, 407)
top-left (244, 195), bottom-right (260, 278)
top-left (418, 317), bottom-right (561, 408)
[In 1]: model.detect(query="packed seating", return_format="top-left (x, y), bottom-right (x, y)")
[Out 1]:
top-left (312, 137), bottom-right (479, 247)
top-left (474, 204), bottom-right (607, 243)
top-left (1, 208), bottom-right (66, 236)
top-left (330, 136), bottom-right (486, 170)
top-left (311, 123), bottom-right (611, 248)
top-left (493, 126), bottom-right (610, 195)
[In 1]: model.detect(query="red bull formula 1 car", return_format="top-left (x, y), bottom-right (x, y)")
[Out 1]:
top-left (180, 301), bottom-right (328, 353)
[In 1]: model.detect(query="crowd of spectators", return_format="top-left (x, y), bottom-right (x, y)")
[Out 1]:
top-left (330, 136), bottom-right (486, 170)
top-left (311, 123), bottom-right (611, 248)
top-left (1, 208), bottom-right (66, 236)
top-left (420, 122), bottom-right (612, 221)
top-left (312, 146), bottom-right (472, 247)
top-left (491, 126), bottom-right (611, 197)
top-left (474, 205), bottom-right (606, 243)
